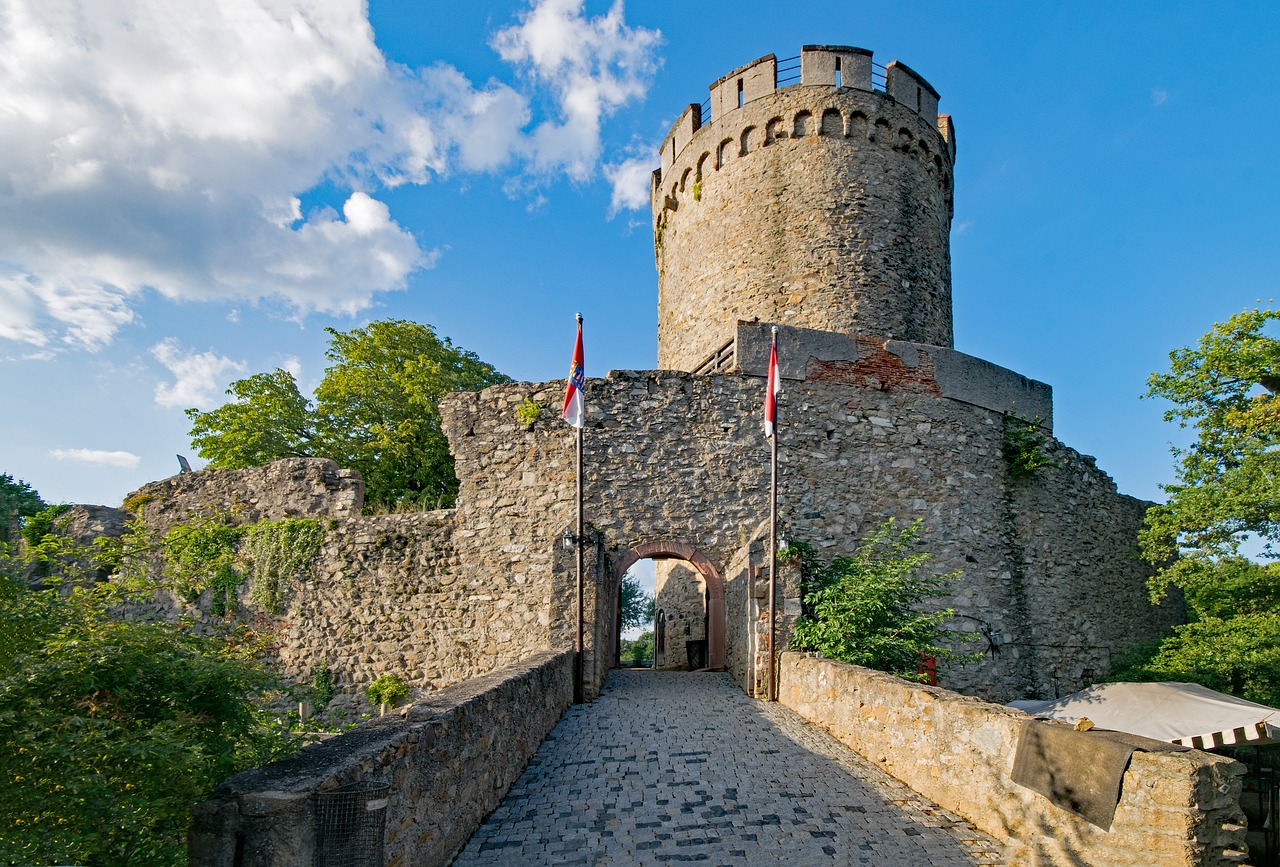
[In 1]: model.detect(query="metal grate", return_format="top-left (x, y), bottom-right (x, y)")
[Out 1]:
top-left (313, 782), bottom-right (389, 867)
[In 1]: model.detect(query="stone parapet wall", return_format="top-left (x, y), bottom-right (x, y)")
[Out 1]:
top-left (189, 651), bottom-right (573, 867)
top-left (735, 321), bottom-right (1054, 427)
top-left (778, 653), bottom-right (1249, 866)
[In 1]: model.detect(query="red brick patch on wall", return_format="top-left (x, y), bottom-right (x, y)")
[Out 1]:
top-left (807, 339), bottom-right (941, 394)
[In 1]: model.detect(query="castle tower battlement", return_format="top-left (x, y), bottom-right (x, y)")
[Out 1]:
top-left (652, 45), bottom-right (957, 371)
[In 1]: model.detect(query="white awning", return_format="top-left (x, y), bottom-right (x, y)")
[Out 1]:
top-left (1011, 682), bottom-right (1280, 749)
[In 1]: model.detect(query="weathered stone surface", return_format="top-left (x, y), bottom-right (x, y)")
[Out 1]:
top-left (125, 457), bottom-right (363, 536)
top-left (653, 47), bottom-right (955, 370)
top-left (189, 651), bottom-right (573, 867)
top-left (778, 652), bottom-right (1248, 867)
top-left (441, 367), bottom-right (1178, 702)
top-left (653, 560), bottom-right (706, 670)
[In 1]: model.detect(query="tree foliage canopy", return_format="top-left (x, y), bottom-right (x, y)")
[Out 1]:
top-left (1116, 309), bottom-right (1280, 706)
top-left (187, 320), bottom-right (510, 511)
top-left (619, 573), bottom-right (655, 631)
top-left (0, 473), bottom-right (45, 547)
top-left (788, 520), bottom-right (974, 680)
top-left (0, 543), bottom-right (296, 866)
top-left (1141, 309), bottom-right (1280, 568)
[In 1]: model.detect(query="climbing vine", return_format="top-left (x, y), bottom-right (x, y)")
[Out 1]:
top-left (243, 518), bottom-right (324, 614)
top-left (161, 517), bottom-right (246, 608)
top-left (1001, 415), bottom-right (1058, 480)
top-left (138, 513), bottom-right (326, 616)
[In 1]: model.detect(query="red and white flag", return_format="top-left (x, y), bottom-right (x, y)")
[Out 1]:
top-left (561, 318), bottom-right (585, 428)
top-left (764, 333), bottom-right (781, 438)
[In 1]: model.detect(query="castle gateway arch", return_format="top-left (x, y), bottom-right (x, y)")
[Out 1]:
top-left (613, 540), bottom-right (726, 672)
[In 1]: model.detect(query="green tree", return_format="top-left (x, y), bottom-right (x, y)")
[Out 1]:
top-left (1141, 308), bottom-right (1280, 568)
top-left (0, 473), bottom-right (45, 548)
top-left (788, 519), bottom-right (975, 681)
top-left (0, 546), bottom-right (297, 866)
top-left (620, 631), bottom-right (654, 666)
top-left (1115, 309), bottom-right (1280, 704)
top-left (186, 320), bottom-right (511, 511)
top-left (186, 370), bottom-right (317, 468)
top-left (619, 574), bottom-right (655, 631)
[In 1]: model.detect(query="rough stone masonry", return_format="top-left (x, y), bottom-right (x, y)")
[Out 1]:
top-left (85, 43), bottom-right (1180, 716)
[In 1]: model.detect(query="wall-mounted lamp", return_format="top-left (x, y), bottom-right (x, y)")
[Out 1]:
top-left (562, 530), bottom-right (578, 550)
top-left (777, 533), bottom-right (790, 553)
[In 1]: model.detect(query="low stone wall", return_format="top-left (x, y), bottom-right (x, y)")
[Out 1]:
top-left (189, 651), bottom-right (573, 867)
top-left (778, 653), bottom-right (1249, 866)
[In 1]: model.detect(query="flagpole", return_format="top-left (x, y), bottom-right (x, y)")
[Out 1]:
top-left (768, 325), bottom-right (779, 702)
top-left (574, 313), bottom-right (585, 705)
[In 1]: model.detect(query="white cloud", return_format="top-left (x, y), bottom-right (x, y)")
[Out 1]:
top-left (1151, 88), bottom-right (1168, 107)
top-left (604, 153), bottom-right (656, 215)
top-left (151, 337), bottom-right (247, 409)
top-left (0, 0), bottom-right (663, 349)
top-left (492, 0), bottom-right (662, 179)
top-left (50, 448), bottom-right (141, 468)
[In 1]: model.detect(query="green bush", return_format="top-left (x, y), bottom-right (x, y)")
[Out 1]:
top-left (788, 519), bottom-right (977, 680)
top-left (0, 569), bottom-right (296, 866)
top-left (1109, 612), bottom-right (1280, 706)
top-left (1001, 415), bottom-right (1058, 480)
top-left (621, 631), bottom-right (653, 665)
top-left (366, 674), bottom-right (409, 710)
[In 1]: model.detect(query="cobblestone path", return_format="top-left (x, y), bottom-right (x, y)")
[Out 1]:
top-left (453, 670), bottom-right (1004, 866)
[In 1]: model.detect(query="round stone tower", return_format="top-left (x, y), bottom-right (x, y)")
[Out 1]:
top-left (652, 46), bottom-right (957, 371)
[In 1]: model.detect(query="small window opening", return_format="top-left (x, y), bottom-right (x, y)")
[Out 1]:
top-left (834, 57), bottom-right (842, 88)
top-left (737, 79), bottom-right (744, 108)
top-left (916, 86), bottom-right (922, 112)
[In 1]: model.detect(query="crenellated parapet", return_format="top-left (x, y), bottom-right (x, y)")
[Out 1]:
top-left (651, 45), bottom-right (958, 371)
top-left (655, 45), bottom-right (955, 184)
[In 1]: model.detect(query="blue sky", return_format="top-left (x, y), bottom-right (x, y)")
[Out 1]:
top-left (1, 0), bottom-right (1277, 509)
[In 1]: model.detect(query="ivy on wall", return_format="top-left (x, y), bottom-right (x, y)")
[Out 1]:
top-left (138, 512), bottom-right (324, 616)
top-left (1002, 415), bottom-right (1058, 480)
top-left (243, 518), bottom-right (324, 614)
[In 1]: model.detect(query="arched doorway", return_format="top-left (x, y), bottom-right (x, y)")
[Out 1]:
top-left (613, 541), bottom-right (725, 671)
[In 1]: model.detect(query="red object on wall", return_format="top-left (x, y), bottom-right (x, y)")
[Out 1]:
top-left (917, 652), bottom-right (937, 686)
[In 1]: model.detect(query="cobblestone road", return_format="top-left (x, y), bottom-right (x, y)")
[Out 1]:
top-left (453, 670), bottom-right (1005, 866)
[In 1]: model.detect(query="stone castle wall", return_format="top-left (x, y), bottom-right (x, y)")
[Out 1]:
top-left (439, 360), bottom-right (1178, 702)
top-left (653, 46), bottom-right (956, 370)
top-left (127, 457), bottom-right (363, 537)
top-left (116, 455), bottom-right (602, 717)
top-left (654, 560), bottom-right (706, 670)
top-left (103, 339), bottom-right (1176, 708)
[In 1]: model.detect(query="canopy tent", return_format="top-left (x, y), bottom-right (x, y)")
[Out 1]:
top-left (1011, 682), bottom-right (1280, 750)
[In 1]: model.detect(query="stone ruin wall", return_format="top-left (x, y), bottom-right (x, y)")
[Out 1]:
top-left (106, 457), bottom-right (610, 719)
top-left (126, 458), bottom-right (364, 535)
top-left (653, 47), bottom-right (956, 370)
